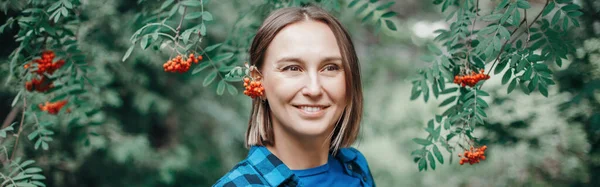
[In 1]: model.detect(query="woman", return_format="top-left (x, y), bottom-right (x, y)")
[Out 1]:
top-left (214, 5), bottom-right (374, 187)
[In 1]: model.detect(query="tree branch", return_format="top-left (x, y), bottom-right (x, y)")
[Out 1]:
top-left (10, 97), bottom-right (27, 160)
top-left (481, 0), bottom-right (550, 90)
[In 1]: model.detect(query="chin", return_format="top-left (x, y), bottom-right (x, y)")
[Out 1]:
top-left (290, 121), bottom-right (334, 137)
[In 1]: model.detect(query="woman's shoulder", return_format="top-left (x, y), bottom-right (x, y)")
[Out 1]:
top-left (336, 147), bottom-right (376, 186)
top-left (213, 159), bottom-right (267, 187)
top-left (337, 147), bottom-right (370, 165)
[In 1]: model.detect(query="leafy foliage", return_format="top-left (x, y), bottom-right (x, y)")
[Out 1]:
top-left (410, 0), bottom-right (583, 171)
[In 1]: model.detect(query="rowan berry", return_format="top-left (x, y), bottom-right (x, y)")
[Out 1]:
top-left (39, 100), bottom-right (68, 115)
top-left (163, 53), bottom-right (199, 73)
top-left (25, 76), bottom-right (53, 92)
top-left (453, 69), bottom-right (490, 87)
top-left (243, 77), bottom-right (264, 99)
top-left (458, 145), bottom-right (487, 165)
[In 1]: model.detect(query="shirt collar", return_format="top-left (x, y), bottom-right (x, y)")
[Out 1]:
top-left (246, 146), bottom-right (360, 186)
top-left (247, 146), bottom-right (296, 186)
top-left (333, 147), bottom-right (358, 163)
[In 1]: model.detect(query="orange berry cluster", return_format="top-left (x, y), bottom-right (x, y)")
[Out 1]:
top-left (26, 50), bottom-right (65, 75)
top-left (453, 70), bottom-right (490, 87)
top-left (163, 53), bottom-right (202, 73)
top-left (458, 145), bottom-right (487, 165)
top-left (38, 100), bottom-right (68, 115)
top-left (243, 77), bottom-right (264, 99)
top-left (25, 76), bottom-right (54, 92)
top-left (24, 50), bottom-right (64, 93)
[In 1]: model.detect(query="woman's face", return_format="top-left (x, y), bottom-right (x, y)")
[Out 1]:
top-left (261, 20), bottom-right (347, 140)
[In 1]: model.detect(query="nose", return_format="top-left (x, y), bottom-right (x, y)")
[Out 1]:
top-left (301, 72), bottom-right (323, 97)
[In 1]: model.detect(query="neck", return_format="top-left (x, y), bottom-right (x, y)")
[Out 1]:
top-left (266, 123), bottom-right (332, 170)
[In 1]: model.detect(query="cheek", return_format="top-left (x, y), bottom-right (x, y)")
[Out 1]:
top-left (263, 75), bottom-right (302, 101)
top-left (325, 76), bottom-right (347, 103)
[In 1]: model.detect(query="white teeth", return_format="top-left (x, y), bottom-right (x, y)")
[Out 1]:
top-left (300, 106), bottom-right (323, 113)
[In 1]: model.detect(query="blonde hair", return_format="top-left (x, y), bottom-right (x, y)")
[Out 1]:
top-left (245, 5), bottom-right (363, 153)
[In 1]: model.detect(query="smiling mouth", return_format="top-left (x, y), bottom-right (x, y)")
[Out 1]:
top-left (293, 105), bottom-right (330, 113)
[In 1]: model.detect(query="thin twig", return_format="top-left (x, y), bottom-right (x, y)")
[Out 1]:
top-left (10, 97), bottom-right (27, 160)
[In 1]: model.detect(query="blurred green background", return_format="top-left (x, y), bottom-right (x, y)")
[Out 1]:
top-left (1, 0), bottom-right (599, 186)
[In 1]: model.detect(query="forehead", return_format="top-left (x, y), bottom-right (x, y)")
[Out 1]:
top-left (265, 20), bottom-right (341, 62)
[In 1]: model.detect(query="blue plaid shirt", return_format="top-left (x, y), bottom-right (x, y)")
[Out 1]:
top-left (213, 146), bottom-right (375, 187)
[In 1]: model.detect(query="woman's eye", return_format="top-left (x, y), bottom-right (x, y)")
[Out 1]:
top-left (324, 64), bottom-right (340, 71)
top-left (283, 65), bottom-right (301, 71)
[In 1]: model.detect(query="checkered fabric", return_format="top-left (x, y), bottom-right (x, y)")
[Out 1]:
top-left (213, 146), bottom-right (375, 187)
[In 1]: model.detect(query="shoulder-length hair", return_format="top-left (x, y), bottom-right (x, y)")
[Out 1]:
top-left (246, 5), bottom-right (363, 153)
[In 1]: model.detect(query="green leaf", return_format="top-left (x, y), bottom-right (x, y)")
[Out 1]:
top-left (48, 2), bottom-right (61, 12)
top-left (427, 151), bottom-right (436, 170)
top-left (226, 83), bottom-right (238, 95)
top-left (522, 68), bottom-right (533, 80)
top-left (476, 97), bottom-right (489, 108)
top-left (212, 52), bottom-right (234, 62)
top-left (9, 182), bottom-right (36, 187)
top-left (498, 26), bottom-right (511, 40)
top-left (555, 57), bottom-right (563, 67)
top-left (410, 87), bottom-right (422, 100)
top-left (516, 0), bottom-right (531, 9)
top-left (205, 43), bottom-right (222, 52)
top-left (495, 59), bottom-right (508, 75)
top-left (481, 14), bottom-right (503, 21)
top-left (420, 55), bottom-right (435, 62)
top-left (507, 78), bottom-right (517, 94)
top-left (122, 46), bottom-right (134, 62)
top-left (202, 12), bottom-right (214, 21)
top-left (433, 145), bottom-right (444, 164)
top-left (200, 23), bottom-right (207, 36)
top-left (439, 96), bottom-right (456, 107)
top-left (542, 1), bottom-right (555, 16)
top-left (181, 0), bottom-right (202, 7)
top-left (356, 3), bottom-right (369, 15)
top-left (28, 131), bottom-right (39, 140)
top-left (160, 0), bottom-right (175, 11)
top-left (384, 20), bottom-right (397, 31)
top-left (418, 157), bottom-right (427, 171)
top-left (561, 4), bottom-right (580, 11)
top-left (24, 167), bottom-right (42, 174)
top-left (184, 12), bottom-right (203, 19)
top-left (567, 11), bottom-right (583, 17)
top-left (42, 142), bottom-right (49, 150)
top-left (381, 11), bottom-right (396, 18)
top-left (476, 107), bottom-right (488, 117)
top-left (476, 90), bottom-right (490, 96)
top-left (520, 80), bottom-right (530, 94)
top-left (11, 90), bottom-right (21, 107)
top-left (217, 80), bottom-right (226, 95)
top-left (412, 138), bottom-right (432, 146)
top-left (411, 149), bottom-right (425, 156)
top-left (502, 69), bottom-right (512, 84)
top-left (539, 83), bottom-right (548, 97)
top-left (362, 11), bottom-right (374, 23)
top-left (19, 160), bottom-right (35, 168)
top-left (428, 44), bottom-right (442, 55)
top-left (60, 7), bottom-right (68, 17)
top-left (376, 2), bottom-right (395, 10)
top-left (203, 71), bottom-right (218, 86)
top-left (551, 11), bottom-right (562, 25)
top-left (348, 0), bottom-right (360, 8)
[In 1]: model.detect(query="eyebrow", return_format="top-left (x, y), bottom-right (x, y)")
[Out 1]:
top-left (275, 56), bottom-right (342, 64)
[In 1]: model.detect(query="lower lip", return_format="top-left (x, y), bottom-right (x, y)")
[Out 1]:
top-left (295, 106), bottom-right (327, 119)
